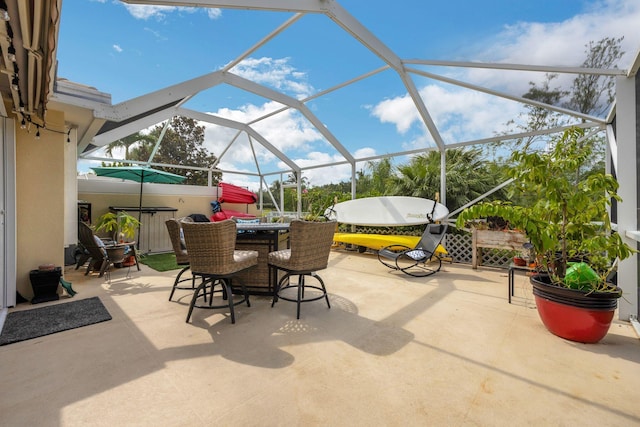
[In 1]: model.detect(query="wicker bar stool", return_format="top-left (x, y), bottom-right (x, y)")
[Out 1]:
top-left (165, 217), bottom-right (196, 301)
top-left (181, 220), bottom-right (258, 324)
top-left (268, 220), bottom-right (336, 319)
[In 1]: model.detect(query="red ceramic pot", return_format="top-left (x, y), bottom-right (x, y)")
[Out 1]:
top-left (530, 274), bottom-right (620, 344)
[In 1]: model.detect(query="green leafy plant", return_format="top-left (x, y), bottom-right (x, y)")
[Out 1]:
top-left (456, 127), bottom-right (634, 291)
top-left (94, 211), bottom-right (141, 242)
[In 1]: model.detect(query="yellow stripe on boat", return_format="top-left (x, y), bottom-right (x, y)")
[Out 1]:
top-left (333, 233), bottom-right (448, 255)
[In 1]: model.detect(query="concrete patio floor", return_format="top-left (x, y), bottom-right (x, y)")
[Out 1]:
top-left (1, 250), bottom-right (639, 426)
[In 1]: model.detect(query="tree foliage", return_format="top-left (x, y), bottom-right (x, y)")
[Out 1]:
top-left (488, 36), bottom-right (623, 170)
top-left (268, 173), bottom-right (349, 218)
top-left (389, 149), bottom-right (505, 212)
top-left (104, 116), bottom-right (221, 186)
top-left (457, 127), bottom-right (634, 286)
top-left (565, 37), bottom-right (624, 116)
top-left (356, 158), bottom-right (394, 197)
top-left (104, 132), bottom-right (154, 160)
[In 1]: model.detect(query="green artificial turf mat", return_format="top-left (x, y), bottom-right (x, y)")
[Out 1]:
top-left (138, 253), bottom-right (181, 272)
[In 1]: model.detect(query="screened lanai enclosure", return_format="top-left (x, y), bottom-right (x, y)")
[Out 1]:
top-left (47, 1), bottom-right (639, 319)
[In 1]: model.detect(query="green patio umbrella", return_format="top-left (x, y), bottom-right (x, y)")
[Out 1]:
top-left (91, 165), bottom-right (186, 235)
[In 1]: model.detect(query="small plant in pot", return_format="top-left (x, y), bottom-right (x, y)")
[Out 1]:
top-left (94, 211), bottom-right (141, 266)
top-left (456, 127), bottom-right (635, 343)
top-left (95, 210), bottom-right (140, 242)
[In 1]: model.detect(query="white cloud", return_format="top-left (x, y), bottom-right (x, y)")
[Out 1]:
top-left (198, 57), bottom-right (320, 172)
top-left (419, 85), bottom-right (522, 144)
top-left (279, 152), bottom-right (354, 186)
top-left (201, 101), bottom-right (323, 172)
top-left (143, 27), bottom-right (167, 41)
top-left (206, 101), bottom-right (322, 161)
top-left (370, 0), bottom-right (640, 144)
top-left (466, 0), bottom-right (640, 95)
top-left (200, 98), bottom-right (375, 186)
top-left (230, 57), bottom-right (315, 99)
top-left (206, 8), bottom-right (222, 20)
top-left (271, 147), bottom-right (384, 187)
top-left (112, 44), bottom-right (122, 53)
top-left (371, 94), bottom-right (418, 134)
top-left (370, 84), bottom-right (522, 148)
top-left (121, 4), bottom-right (220, 20)
top-left (353, 147), bottom-right (377, 160)
top-left (121, 5), bottom-right (175, 20)
top-left (487, 0), bottom-right (640, 68)
top-left (112, 1), bottom-right (640, 186)
top-left (192, 51), bottom-right (381, 186)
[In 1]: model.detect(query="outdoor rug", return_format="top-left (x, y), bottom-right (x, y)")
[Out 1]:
top-left (0, 297), bottom-right (112, 346)
top-left (138, 253), bottom-right (181, 272)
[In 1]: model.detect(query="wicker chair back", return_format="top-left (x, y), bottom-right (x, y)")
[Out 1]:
top-left (165, 218), bottom-right (189, 265)
top-left (285, 220), bottom-right (337, 271)
top-left (181, 219), bottom-right (256, 276)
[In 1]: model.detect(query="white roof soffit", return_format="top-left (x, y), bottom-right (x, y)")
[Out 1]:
top-left (94, 71), bottom-right (226, 123)
top-left (55, 70), bottom-right (225, 151)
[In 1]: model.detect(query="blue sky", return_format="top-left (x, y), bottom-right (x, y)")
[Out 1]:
top-left (58, 0), bottom-right (640, 189)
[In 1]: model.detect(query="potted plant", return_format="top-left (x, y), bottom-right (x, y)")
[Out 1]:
top-left (94, 210), bottom-right (140, 242)
top-left (94, 211), bottom-right (141, 266)
top-left (456, 127), bottom-right (635, 343)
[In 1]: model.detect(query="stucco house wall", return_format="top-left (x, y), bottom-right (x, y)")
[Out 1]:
top-left (15, 110), bottom-right (66, 299)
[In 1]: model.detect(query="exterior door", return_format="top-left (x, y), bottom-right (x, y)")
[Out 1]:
top-left (1, 118), bottom-right (17, 310)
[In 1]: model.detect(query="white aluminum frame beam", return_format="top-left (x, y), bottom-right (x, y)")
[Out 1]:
top-left (403, 59), bottom-right (628, 76)
top-left (406, 67), bottom-right (606, 124)
top-left (179, 107), bottom-right (301, 173)
top-left (62, 6), bottom-right (636, 316)
top-left (614, 74), bottom-right (638, 321)
top-left (222, 72), bottom-right (355, 164)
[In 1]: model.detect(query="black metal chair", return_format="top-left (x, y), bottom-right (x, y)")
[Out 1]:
top-left (181, 220), bottom-right (258, 324)
top-left (165, 217), bottom-right (196, 301)
top-left (378, 223), bottom-right (448, 277)
top-left (268, 220), bottom-right (336, 319)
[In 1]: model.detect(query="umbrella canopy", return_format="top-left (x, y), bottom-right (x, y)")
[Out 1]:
top-left (218, 182), bottom-right (257, 204)
top-left (91, 166), bottom-right (185, 230)
top-left (91, 166), bottom-right (185, 185)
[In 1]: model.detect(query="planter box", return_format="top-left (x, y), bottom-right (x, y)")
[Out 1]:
top-left (472, 229), bottom-right (527, 269)
top-left (29, 267), bottom-right (62, 304)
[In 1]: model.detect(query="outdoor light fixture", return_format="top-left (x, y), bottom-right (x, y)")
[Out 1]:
top-left (7, 45), bottom-right (15, 62)
top-left (0, 5), bottom-right (9, 22)
top-left (20, 117), bottom-right (25, 129)
top-left (11, 75), bottom-right (18, 91)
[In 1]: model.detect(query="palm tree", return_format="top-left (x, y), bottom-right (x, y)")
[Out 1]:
top-left (357, 158), bottom-right (394, 196)
top-left (390, 148), bottom-right (504, 212)
top-left (105, 132), bottom-right (154, 160)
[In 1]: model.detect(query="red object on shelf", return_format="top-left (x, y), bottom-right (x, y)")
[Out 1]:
top-left (513, 257), bottom-right (527, 266)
